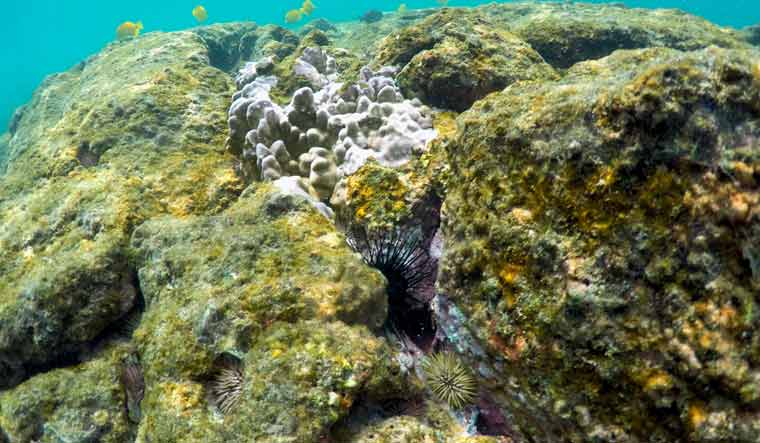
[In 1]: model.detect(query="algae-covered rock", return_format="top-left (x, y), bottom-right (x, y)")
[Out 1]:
top-left (0, 343), bottom-right (135, 443)
top-left (336, 415), bottom-right (438, 443)
top-left (374, 9), bottom-right (557, 112)
top-left (741, 24), bottom-right (760, 46)
top-left (130, 185), bottom-right (405, 442)
top-left (482, 2), bottom-right (749, 69)
top-left (0, 25), bottom-right (251, 388)
top-left (441, 46), bottom-right (760, 442)
top-left (192, 22), bottom-right (260, 72)
top-left (0, 132), bottom-right (8, 175)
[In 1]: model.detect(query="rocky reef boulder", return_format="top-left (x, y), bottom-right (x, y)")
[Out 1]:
top-left (374, 9), bottom-right (557, 112)
top-left (741, 24), bottom-right (760, 47)
top-left (441, 46), bottom-right (760, 442)
top-left (483, 2), bottom-right (750, 69)
top-left (0, 344), bottom-right (135, 443)
top-left (0, 25), bottom-right (254, 389)
top-left (128, 185), bottom-right (402, 441)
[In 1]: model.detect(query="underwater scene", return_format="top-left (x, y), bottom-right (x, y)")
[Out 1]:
top-left (1, 0), bottom-right (760, 442)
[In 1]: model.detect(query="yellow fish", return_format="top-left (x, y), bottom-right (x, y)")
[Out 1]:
top-left (116, 21), bottom-right (143, 40)
top-left (285, 9), bottom-right (302, 24)
top-left (300, 0), bottom-right (316, 16)
top-left (192, 5), bottom-right (208, 23)
top-left (398, 3), bottom-right (408, 13)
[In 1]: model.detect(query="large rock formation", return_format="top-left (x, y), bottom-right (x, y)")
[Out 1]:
top-left (440, 46), bottom-right (760, 442)
top-left (0, 25), bottom-right (255, 388)
top-left (480, 2), bottom-right (751, 69)
top-left (128, 186), bottom-right (404, 442)
top-left (374, 9), bottom-right (558, 112)
top-left (0, 343), bottom-right (135, 443)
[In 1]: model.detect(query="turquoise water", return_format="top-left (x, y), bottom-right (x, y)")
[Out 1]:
top-left (3, 0), bottom-right (759, 130)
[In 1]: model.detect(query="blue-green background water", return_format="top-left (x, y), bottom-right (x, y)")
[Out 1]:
top-left (4, 0), bottom-right (759, 130)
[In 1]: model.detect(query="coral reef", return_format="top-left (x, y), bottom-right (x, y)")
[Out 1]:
top-left (1, 3), bottom-right (759, 443)
top-left (227, 46), bottom-right (436, 203)
top-left (478, 2), bottom-right (751, 68)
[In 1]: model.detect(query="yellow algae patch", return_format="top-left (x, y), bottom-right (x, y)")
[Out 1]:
top-left (433, 111), bottom-right (459, 140)
top-left (168, 195), bottom-right (194, 218)
top-left (635, 368), bottom-right (673, 392)
top-left (92, 409), bottom-right (110, 426)
top-left (161, 382), bottom-right (203, 416)
top-left (499, 263), bottom-right (523, 286)
top-left (688, 402), bottom-right (708, 429)
top-left (511, 207), bottom-right (533, 224)
top-left (316, 231), bottom-right (344, 249)
top-left (308, 282), bottom-right (340, 318)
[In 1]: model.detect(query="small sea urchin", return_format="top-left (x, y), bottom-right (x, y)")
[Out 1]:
top-left (422, 352), bottom-right (477, 409)
top-left (120, 356), bottom-right (145, 423)
top-left (210, 355), bottom-right (244, 414)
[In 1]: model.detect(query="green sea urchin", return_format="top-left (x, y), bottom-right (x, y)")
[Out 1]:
top-left (210, 355), bottom-right (244, 414)
top-left (422, 352), bottom-right (477, 409)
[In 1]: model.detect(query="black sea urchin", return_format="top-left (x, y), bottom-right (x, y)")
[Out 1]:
top-left (422, 352), bottom-right (477, 409)
top-left (210, 354), bottom-right (244, 414)
top-left (346, 225), bottom-right (436, 346)
top-left (347, 226), bottom-right (433, 300)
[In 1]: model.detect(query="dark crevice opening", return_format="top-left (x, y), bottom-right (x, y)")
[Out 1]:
top-left (475, 394), bottom-right (517, 438)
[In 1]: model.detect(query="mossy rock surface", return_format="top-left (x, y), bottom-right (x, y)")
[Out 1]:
top-left (481, 2), bottom-right (750, 69)
top-left (0, 343), bottom-right (135, 443)
top-left (441, 46), bottom-right (760, 442)
top-left (741, 24), bottom-right (760, 47)
top-left (0, 25), bottom-right (253, 388)
top-left (374, 9), bottom-right (557, 112)
top-left (327, 3), bottom-right (747, 76)
top-left (130, 185), bottom-right (402, 442)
